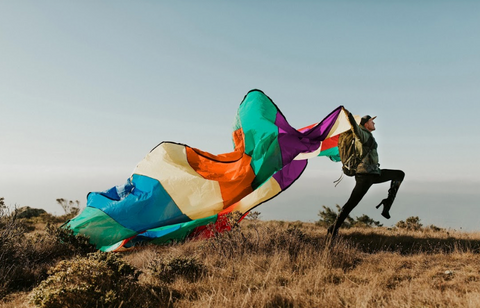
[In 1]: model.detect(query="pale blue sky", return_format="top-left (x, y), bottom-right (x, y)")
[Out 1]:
top-left (1, 1), bottom-right (479, 230)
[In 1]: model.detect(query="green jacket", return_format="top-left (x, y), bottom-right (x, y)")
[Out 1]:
top-left (347, 113), bottom-right (380, 175)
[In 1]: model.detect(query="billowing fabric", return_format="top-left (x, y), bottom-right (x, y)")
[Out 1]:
top-left (66, 89), bottom-right (351, 251)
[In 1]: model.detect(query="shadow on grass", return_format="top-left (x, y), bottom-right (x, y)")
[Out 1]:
top-left (341, 231), bottom-right (480, 255)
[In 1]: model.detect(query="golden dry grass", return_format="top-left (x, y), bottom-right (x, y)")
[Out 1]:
top-left (3, 220), bottom-right (480, 308)
top-left (128, 221), bottom-right (480, 308)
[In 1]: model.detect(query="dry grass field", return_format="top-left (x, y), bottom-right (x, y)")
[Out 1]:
top-left (2, 212), bottom-right (480, 308)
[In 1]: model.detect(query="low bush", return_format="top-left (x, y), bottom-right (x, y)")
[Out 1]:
top-left (148, 254), bottom-right (207, 284)
top-left (317, 205), bottom-right (382, 228)
top-left (396, 216), bottom-right (423, 231)
top-left (0, 208), bottom-right (26, 298)
top-left (0, 208), bottom-right (96, 299)
top-left (30, 252), bottom-right (169, 308)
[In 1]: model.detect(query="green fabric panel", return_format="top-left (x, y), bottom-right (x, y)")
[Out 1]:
top-left (98, 241), bottom-right (123, 253)
top-left (319, 147), bottom-right (341, 162)
top-left (250, 136), bottom-right (282, 189)
top-left (149, 215), bottom-right (218, 245)
top-left (238, 91), bottom-right (282, 187)
top-left (66, 207), bottom-right (137, 249)
top-left (239, 91), bottom-right (279, 156)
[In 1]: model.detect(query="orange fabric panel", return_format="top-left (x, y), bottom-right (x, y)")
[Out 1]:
top-left (186, 128), bottom-right (255, 208)
top-left (188, 128), bottom-right (245, 162)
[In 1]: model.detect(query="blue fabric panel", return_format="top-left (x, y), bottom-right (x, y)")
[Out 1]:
top-left (98, 180), bottom-right (134, 201)
top-left (123, 214), bottom-right (218, 247)
top-left (135, 225), bottom-right (182, 241)
top-left (122, 225), bottom-right (182, 248)
top-left (87, 174), bottom-right (190, 232)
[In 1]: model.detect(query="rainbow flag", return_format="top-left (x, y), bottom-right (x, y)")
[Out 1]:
top-left (66, 90), bottom-right (351, 251)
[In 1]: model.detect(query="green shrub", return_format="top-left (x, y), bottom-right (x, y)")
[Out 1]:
top-left (428, 224), bottom-right (445, 232)
top-left (317, 205), bottom-right (355, 228)
top-left (44, 223), bottom-right (97, 256)
top-left (148, 254), bottom-right (207, 284)
top-left (316, 205), bottom-right (340, 227)
top-left (245, 211), bottom-right (261, 221)
top-left (10, 206), bottom-right (69, 230)
top-left (25, 212), bottom-right (69, 225)
top-left (14, 206), bottom-right (47, 219)
top-left (0, 207), bottom-right (27, 298)
top-left (30, 252), bottom-right (167, 308)
top-left (396, 216), bottom-right (423, 231)
top-left (317, 205), bottom-right (381, 228)
top-left (0, 211), bottom-right (96, 299)
top-left (352, 214), bottom-right (383, 228)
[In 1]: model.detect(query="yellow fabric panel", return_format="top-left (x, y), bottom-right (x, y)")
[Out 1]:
top-left (225, 177), bottom-right (282, 214)
top-left (133, 142), bottom-right (224, 220)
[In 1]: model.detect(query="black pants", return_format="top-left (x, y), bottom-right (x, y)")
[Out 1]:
top-left (333, 169), bottom-right (405, 230)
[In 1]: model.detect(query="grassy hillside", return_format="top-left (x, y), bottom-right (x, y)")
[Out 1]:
top-left (2, 212), bottom-right (480, 307)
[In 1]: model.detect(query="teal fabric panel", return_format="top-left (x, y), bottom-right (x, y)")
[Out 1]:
top-left (237, 90), bottom-right (282, 187)
top-left (149, 215), bottom-right (218, 245)
top-left (66, 207), bottom-right (137, 248)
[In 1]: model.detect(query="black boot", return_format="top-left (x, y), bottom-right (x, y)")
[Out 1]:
top-left (376, 180), bottom-right (402, 219)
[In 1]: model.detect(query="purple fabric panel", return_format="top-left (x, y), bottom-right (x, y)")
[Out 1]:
top-left (274, 106), bottom-right (342, 166)
top-left (275, 114), bottom-right (318, 166)
top-left (272, 159), bottom-right (308, 190)
top-left (300, 107), bottom-right (343, 139)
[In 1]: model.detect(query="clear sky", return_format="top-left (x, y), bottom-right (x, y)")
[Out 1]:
top-left (1, 1), bottom-right (479, 230)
